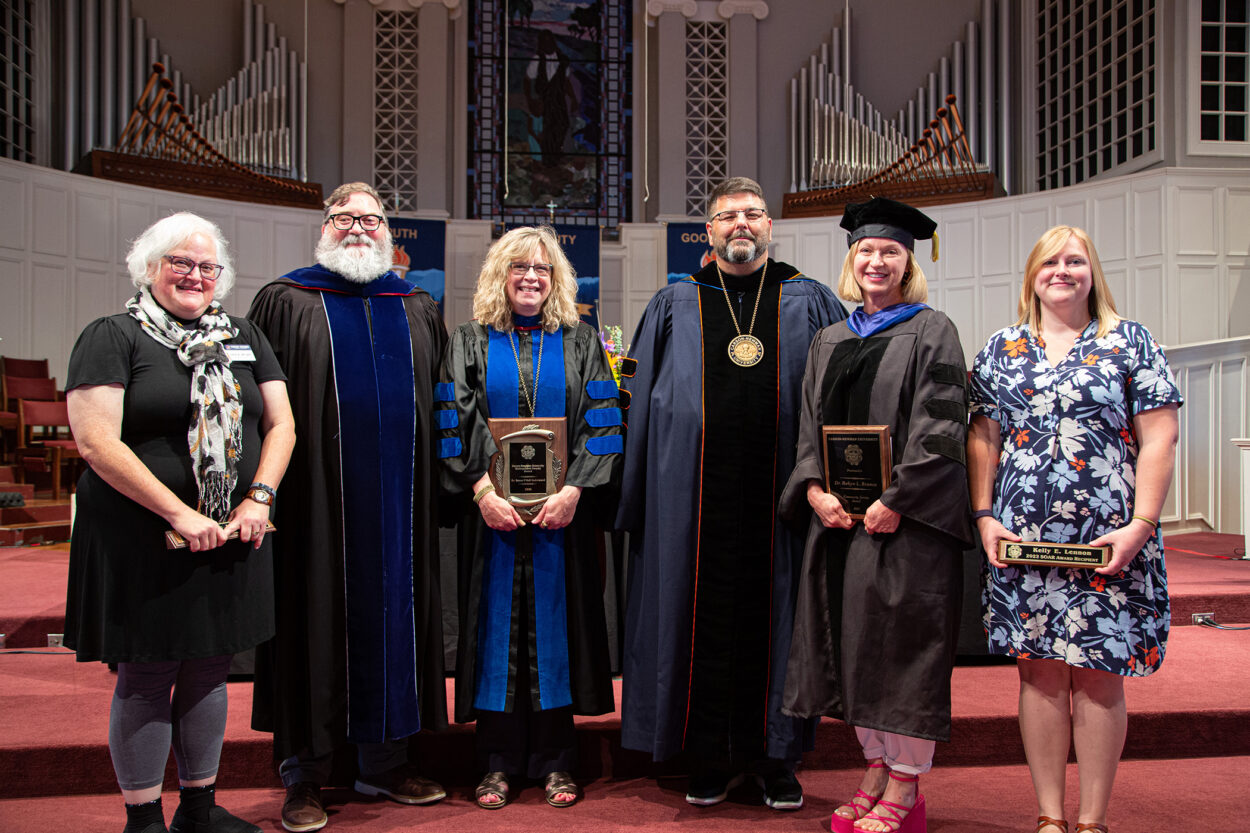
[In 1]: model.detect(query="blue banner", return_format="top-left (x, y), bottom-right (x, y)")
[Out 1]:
top-left (388, 218), bottom-right (446, 311)
top-left (666, 222), bottom-right (714, 284)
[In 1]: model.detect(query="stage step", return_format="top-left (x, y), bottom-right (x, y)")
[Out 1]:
top-left (0, 756), bottom-right (1242, 833)
top-left (1, 622), bottom-right (1247, 800)
top-left (0, 502), bottom-right (69, 525)
top-left (0, 520), bottom-right (71, 547)
top-left (0, 483), bottom-right (35, 501)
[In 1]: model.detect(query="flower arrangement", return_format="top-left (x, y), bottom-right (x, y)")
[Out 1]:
top-left (599, 325), bottom-right (627, 386)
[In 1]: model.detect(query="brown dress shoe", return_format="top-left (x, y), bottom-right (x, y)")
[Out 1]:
top-left (354, 764), bottom-right (446, 805)
top-left (281, 782), bottom-right (327, 832)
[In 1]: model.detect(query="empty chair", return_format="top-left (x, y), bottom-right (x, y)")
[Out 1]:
top-left (16, 399), bottom-right (80, 500)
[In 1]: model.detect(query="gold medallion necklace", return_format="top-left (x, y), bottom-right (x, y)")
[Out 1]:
top-left (508, 326), bottom-right (544, 416)
top-left (716, 260), bottom-right (768, 367)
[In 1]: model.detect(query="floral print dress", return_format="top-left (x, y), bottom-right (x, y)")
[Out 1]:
top-left (969, 319), bottom-right (1182, 676)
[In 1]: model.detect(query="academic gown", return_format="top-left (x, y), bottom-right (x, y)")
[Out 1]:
top-left (780, 309), bottom-right (973, 742)
top-left (436, 320), bottom-right (620, 722)
top-left (247, 265), bottom-right (449, 761)
top-left (616, 259), bottom-right (845, 763)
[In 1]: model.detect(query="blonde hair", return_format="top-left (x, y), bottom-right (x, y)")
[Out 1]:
top-left (836, 239), bottom-right (928, 305)
top-left (472, 226), bottom-right (580, 333)
top-left (1017, 225), bottom-right (1120, 339)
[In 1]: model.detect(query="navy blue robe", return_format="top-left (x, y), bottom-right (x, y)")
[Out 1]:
top-left (616, 259), bottom-right (846, 763)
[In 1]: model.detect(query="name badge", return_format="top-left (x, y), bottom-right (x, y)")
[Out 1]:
top-left (225, 343), bottom-right (256, 362)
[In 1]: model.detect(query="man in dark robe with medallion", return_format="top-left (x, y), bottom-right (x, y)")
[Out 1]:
top-left (617, 177), bottom-right (846, 809)
top-left (247, 182), bottom-right (448, 833)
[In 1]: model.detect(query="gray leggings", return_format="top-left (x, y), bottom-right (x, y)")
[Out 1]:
top-left (109, 656), bottom-right (232, 791)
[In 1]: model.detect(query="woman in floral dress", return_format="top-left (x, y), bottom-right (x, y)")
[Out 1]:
top-left (967, 225), bottom-right (1180, 833)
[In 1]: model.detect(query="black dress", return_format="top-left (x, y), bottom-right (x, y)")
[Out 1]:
top-left (63, 313), bottom-right (284, 664)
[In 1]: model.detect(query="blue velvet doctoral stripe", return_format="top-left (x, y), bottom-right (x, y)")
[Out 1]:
top-left (586, 379), bottom-right (618, 399)
top-left (585, 407), bottom-right (622, 428)
top-left (436, 408), bottom-right (458, 429)
top-left (320, 290), bottom-right (420, 742)
top-left (438, 437), bottom-right (462, 459)
top-left (476, 325), bottom-right (571, 712)
top-left (586, 434), bottom-right (624, 455)
top-left (434, 382), bottom-right (455, 402)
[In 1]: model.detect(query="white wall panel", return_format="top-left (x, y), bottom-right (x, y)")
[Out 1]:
top-left (30, 261), bottom-right (69, 377)
top-left (1134, 188), bottom-right (1163, 257)
top-left (32, 185), bottom-right (68, 257)
top-left (1219, 356), bottom-right (1248, 531)
top-left (1093, 193), bottom-right (1128, 261)
top-left (115, 199), bottom-right (154, 266)
top-left (1175, 187), bottom-right (1218, 256)
top-left (0, 175), bottom-right (26, 252)
top-left (1230, 266), bottom-right (1250, 338)
top-left (74, 193), bottom-right (113, 263)
top-left (943, 216), bottom-right (976, 278)
top-left (231, 215), bottom-right (274, 282)
top-left (1053, 199), bottom-right (1087, 230)
top-left (72, 267), bottom-right (112, 336)
top-left (1225, 189), bottom-right (1250, 256)
top-left (981, 212), bottom-right (1014, 275)
top-left (1132, 263), bottom-right (1166, 339)
top-left (0, 256), bottom-right (26, 351)
top-left (1016, 207), bottom-right (1051, 262)
top-left (1102, 268), bottom-right (1128, 321)
top-left (1176, 265), bottom-right (1222, 345)
top-left (273, 221), bottom-right (313, 279)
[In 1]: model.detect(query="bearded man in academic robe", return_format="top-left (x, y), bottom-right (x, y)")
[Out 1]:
top-left (617, 176), bottom-right (846, 810)
top-left (247, 182), bottom-right (449, 833)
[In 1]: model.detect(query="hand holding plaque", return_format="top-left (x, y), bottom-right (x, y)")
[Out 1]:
top-left (821, 425), bottom-right (892, 520)
top-left (487, 417), bottom-right (567, 520)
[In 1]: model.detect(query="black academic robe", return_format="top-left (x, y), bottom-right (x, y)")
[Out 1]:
top-left (616, 259), bottom-right (846, 764)
top-left (247, 265), bottom-right (449, 761)
top-left (437, 320), bottom-right (620, 722)
top-left (780, 309), bottom-right (973, 742)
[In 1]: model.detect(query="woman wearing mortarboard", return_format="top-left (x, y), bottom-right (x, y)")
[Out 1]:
top-left (781, 198), bottom-right (973, 833)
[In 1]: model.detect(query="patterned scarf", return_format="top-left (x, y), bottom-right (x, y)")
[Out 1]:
top-left (126, 288), bottom-right (242, 522)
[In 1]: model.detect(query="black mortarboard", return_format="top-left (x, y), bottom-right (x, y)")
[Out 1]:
top-left (841, 197), bottom-right (939, 260)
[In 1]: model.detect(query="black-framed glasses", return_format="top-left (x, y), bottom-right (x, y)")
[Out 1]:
top-left (163, 255), bottom-right (224, 280)
top-left (510, 262), bottom-right (553, 277)
top-left (710, 208), bottom-right (768, 225)
top-left (327, 213), bottom-right (385, 231)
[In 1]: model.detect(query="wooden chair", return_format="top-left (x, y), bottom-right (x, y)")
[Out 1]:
top-left (16, 399), bottom-right (81, 500)
top-left (1, 375), bottom-right (58, 460)
top-left (0, 356), bottom-right (51, 379)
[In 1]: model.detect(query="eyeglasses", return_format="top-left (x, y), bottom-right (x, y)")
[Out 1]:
top-left (510, 262), bottom-right (553, 277)
top-left (163, 255), bottom-right (224, 280)
top-left (327, 213), bottom-right (385, 231)
top-left (710, 208), bottom-right (768, 225)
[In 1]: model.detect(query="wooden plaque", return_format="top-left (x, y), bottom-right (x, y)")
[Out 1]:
top-left (165, 520), bottom-right (276, 550)
top-left (487, 417), bottom-right (568, 519)
top-left (821, 424), bottom-right (892, 519)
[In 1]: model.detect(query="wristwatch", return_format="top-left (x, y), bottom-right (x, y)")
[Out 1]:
top-left (246, 482), bottom-right (276, 506)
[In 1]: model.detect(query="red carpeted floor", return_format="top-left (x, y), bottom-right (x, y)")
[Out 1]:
top-left (1, 534), bottom-right (1248, 831)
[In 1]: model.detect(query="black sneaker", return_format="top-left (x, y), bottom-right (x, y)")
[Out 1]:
top-left (685, 771), bottom-right (745, 806)
top-left (280, 782), bottom-right (328, 833)
top-left (757, 766), bottom-right (804, 810)
top-left (168, 805), bottom-right (262, 833)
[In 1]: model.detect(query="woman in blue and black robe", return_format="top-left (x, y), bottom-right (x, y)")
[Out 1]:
top-left (436, 226), bottom-right (621, 809)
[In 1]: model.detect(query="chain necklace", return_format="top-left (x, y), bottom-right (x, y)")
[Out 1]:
top-left (716, 259), bottom-right (768, 367)
top-left (508, 326), bottom-right (544, 416)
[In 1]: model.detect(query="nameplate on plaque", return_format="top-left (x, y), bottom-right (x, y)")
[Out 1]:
top-left (488, 417), bottom-right (567, 519)
top-left (821, 424), bottom-right (892, 520)
top-left (998, 540), bottom-right (1110, 568)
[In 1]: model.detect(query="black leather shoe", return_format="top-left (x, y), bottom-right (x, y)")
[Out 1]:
top-left (280, 782), bottom-right (328, 833)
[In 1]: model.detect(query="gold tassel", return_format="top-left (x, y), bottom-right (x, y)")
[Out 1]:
top-left (931, 231), bottom-right (940, 262)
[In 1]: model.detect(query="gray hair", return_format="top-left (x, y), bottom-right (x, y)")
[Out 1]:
top-left (125, 212), bottom-right (235, 298)
top-left (323, 182), bottom-right (387, 225)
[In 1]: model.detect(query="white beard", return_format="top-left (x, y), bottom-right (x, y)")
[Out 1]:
top-left (315, 231), bottom-right (395, 283)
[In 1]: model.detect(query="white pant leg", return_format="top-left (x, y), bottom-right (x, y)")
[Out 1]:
top-left (854, 727), bottom-right (935, 776)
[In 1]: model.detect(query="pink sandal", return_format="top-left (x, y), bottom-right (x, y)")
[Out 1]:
top-left (831, 762), bottom-right (885, 832)
top-left (853, 771), bottom-right (925, 833)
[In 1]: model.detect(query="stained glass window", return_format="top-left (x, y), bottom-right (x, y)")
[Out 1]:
top-left (468, 0), bottom-right (632, 227)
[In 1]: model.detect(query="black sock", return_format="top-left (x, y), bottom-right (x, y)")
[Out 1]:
top-left (123, 797), bottom-right (164, 833)
top-left (177, 785), bottom-right (216, 825)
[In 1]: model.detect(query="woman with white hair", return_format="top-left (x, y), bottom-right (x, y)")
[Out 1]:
top-left (436, 225), bottom-right (621, 810)
top-left (64, 212), bottom-right (295, 833)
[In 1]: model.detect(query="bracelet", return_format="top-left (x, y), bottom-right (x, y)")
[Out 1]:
top-left (1131, 514), bottom-right (1158, 528)
top-left (972, 509), bottom-right (995, 521)
top-left (473, 484), bottom-right (495, 504)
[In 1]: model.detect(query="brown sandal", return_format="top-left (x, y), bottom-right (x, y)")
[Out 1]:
top-left (1074, 824), bottom-right (1108, 833)
top-left (1036, 817), bottom-right (1068, 833)
top-left (544, 771), bottom-right (581, 808)
top-left (475, 771), bottom-right (509, 809)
